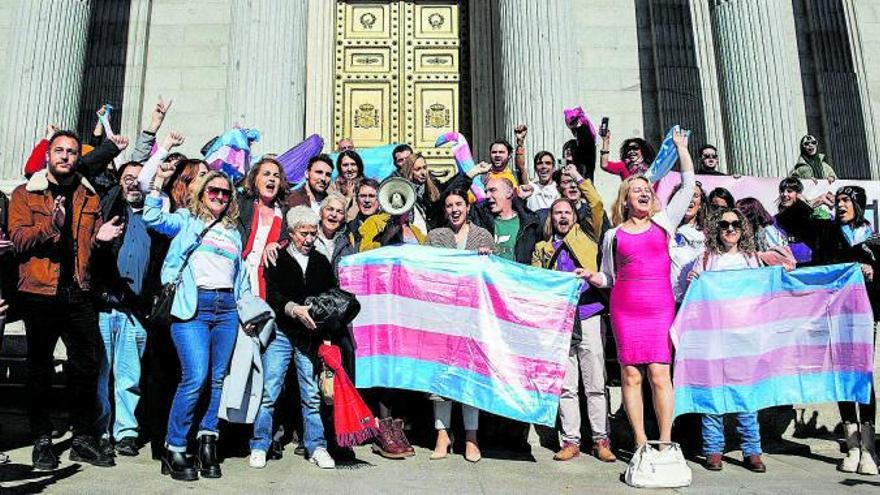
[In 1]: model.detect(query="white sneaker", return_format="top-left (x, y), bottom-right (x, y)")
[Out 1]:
top-left (309, 447), bottom-right (336, 469)
top-left (249, 449), bottom-right (267, 469)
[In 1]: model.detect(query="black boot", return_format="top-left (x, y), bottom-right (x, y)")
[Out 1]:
top-left (70, 435), bottom-right (115, 467)
top-left (160, 448), bottom-right (198, 481)
top-left (32, 435), bottom-right (59, 471)
top-left (196, 435), bottom-right (222, 478)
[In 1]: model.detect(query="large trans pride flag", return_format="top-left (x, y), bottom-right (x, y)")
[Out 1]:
top-left (338, 245), bottom-right (583, 426)
top-left (671, 263), bottom-right (875, 417)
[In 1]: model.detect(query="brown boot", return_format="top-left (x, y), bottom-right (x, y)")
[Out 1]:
top-left (705, 453), bottom-right (723, 471)
top-left (553, 442), bottom-right (580, 461)
top-left (371, 418), bottom-right (410, 459)
top-left (592, 439), bottom-right (616, 462)
top-left (744, 454), bottom-right (766, 473)
top-left (391, 419), bottom-right (415, 457)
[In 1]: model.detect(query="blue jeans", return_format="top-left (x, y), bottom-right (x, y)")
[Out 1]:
top-left (250, 330), bottom-right (326, 455)
top-left (702, 412), bottom-right (762, 456)
top-left (165, 290), bottom-right (238, 451)
top-left (96, 309), bottom-right (147, 441)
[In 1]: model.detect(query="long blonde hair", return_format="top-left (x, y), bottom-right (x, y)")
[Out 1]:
top-left (188, 170), bottom-right (240, 228)
top-left (611, 174), bottom-right (660, 226)
top-left (400, 153), bottom-right (440, 202)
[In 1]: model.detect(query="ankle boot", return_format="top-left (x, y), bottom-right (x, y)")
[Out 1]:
top-left (196, 435), bottom-right (222, 478)
top-left (392, 418), bottom-right (415, 456)
top-left (160, 448), bottom-right (198, 481)
top-left (372, 418), bottom-right (409, 459)
top-left (839, 422), bottom-right (861, 473)
top-left (857, 422), bottom-right (878, 476)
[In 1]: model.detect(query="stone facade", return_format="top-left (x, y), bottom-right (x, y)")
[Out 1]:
top-left (0, 0), bottom-right (877, 199)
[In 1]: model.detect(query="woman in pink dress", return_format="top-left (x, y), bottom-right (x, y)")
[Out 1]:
top-left (579, 129), bottom-right (694, 448)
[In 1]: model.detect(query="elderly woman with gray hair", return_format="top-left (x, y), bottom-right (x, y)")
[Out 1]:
top-left (248, 206), bottom-right (338, 470)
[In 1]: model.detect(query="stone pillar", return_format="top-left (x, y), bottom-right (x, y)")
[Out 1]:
top-left (689, 0), bottom-right (727, 170)
top-left (226, 0), bottom-right (309, 155)
top-left (120, 0), bottom-right (153, 142)
top-left (493, 0), bottom-right (577, 169)
top-left (711, 0), bottom-right (806, 177)
top-left (304, 0), bottom-right (335, 153)
top-left (0, 0), bottom-right (91, 183)
top-left (842, 1), bottom-right (880, 179)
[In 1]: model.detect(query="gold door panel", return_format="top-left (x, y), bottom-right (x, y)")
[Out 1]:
top-left (335, 1), bottom-right (463, 179)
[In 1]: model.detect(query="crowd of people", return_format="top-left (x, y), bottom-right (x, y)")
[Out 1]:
top-left (0, 96), bottom-right (876, 484)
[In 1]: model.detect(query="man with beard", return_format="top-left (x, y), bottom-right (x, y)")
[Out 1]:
top-left (286, 155), bottom-right (333, 213)
top-left (348, 178), bottom-right (380, 245)
top-left (92, 161), bottom-right (166, 457)
top-left (697, 144), bottom-right (726, 176)
top-left (532, 193), bottom-right (615, 462)
top-left (470, 125), bottom-right (530, 195)
top-left (10, 130), bottom-right (125, 470)
top-left (536, 165), bottom-right (607, 241)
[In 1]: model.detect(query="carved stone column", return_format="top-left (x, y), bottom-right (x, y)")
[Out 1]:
top-left (711, 0), bottom-right (806, 176)
top-left (492, 0), bottom-right (577, 167)
top-left (120, 0), bottom-right (153, 142)
top-left (689, 0), bottom-right (727, 169)
top-left (0, 0), bottom-right (92, 182)
top-left (304, 0), bottom-right (336, 152)
top-left (226, 0), bottom-right (309, 155)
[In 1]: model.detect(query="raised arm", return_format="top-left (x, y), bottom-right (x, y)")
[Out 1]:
top-left (514, 124), bottom-right (529, 185)
top-left (137, 131), bottom-right (184, 194)
top-left (663, 129), bottom-right (696, 228)
top-left (142, 162), bottom-right (187, 236)
top-left (571, 121), bottom-right (597, 180)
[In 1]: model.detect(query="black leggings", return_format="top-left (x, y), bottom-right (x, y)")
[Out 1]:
top-left (839, 383), bottom-right (876, 425)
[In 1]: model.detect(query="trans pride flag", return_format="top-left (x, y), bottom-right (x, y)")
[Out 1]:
top-left (671, 263), bottom-right (875, 417)
top-left (338, 245), bottom-right (583, 426)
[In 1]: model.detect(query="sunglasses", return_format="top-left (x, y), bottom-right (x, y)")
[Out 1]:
top-left (626, 144), bottom-right (641, 151)
top-left (718, 220), bottom-right (743, 231)
top-left (702, 153), bottom-right (718, 159)
top-left (206, 186), bottom-right (232, 199)
top-left (803, 139), bottom-right (817, 145)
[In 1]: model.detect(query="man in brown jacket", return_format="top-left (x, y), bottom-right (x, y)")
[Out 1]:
top-left (285, 155), bottom-right (332, 212)
top-left (9, 130), bottom-right (124, 471)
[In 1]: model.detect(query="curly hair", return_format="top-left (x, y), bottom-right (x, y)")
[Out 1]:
top-left (619, 138), bottom-right (656, 164)
top-left (188, 170), bottom-right (240, 228)
top-left (704, 207), bottom-right (756, 255)
top-left (241, 157), bottom-right (289, 204)
top-left (611, 175), bottom-right (659, 226)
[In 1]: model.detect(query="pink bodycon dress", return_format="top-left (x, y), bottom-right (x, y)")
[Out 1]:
top-left (610, 222), bottom-right (674, 365)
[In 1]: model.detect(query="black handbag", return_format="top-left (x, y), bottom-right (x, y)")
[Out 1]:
top-left (147, 217), bottom-right (222, 326)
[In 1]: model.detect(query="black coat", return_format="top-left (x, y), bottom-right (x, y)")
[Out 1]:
top-left (776, 199), bottom-right (880, 319)
top-left (416, 172), bottom-right (472, 231)
top-left (470, 197), bottom-right (541, 265)
top-left (265, 248), bottom-right (341, 344)
top-left (91, 185), bottom-right (166, 317)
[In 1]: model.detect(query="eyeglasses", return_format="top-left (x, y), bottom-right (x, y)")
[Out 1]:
top-left (718, 220), bottom-right (743, 231)
top-left (702, 153), bottom-right (718, 159)
top-left (206, 186), bottom-right (232, 199)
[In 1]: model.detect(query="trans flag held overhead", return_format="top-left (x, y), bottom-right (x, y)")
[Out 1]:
top-left (671, 263), bottom-right (875, 417)
top-left (338, 245), bottom-right (583, 426)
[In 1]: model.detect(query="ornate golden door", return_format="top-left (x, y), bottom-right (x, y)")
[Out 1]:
top-left (334, 1), bottom-right (464, 178)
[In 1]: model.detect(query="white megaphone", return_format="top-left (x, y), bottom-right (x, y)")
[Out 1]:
top-left (377, 177), bottom-right (417, 216)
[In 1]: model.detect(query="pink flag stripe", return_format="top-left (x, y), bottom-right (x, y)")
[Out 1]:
top-left (354, 325), bottom-right (567, 395)
top-left (675, 343), bottom-right (875, 388)
top-left (677, 284), bottom-right (872, 333)
top-left (340, 264), bottom-right (572, 332)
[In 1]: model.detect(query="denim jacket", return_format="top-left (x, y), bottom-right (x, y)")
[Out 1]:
top-left (143, 194), bottom-right (251, 320)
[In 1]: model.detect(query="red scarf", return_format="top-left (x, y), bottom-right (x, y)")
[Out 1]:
top-left (242, 202), bottom-right (282, 299)
top-left (317, 344), bottom-right (378, 447)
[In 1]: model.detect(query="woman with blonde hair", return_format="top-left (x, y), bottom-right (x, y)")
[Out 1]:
top-left (579, 129), bottom-right (694, 451)
top-left (145, 167), bottom-right (251, 481)
top-left (399, 153), bottom-right (444, 231)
